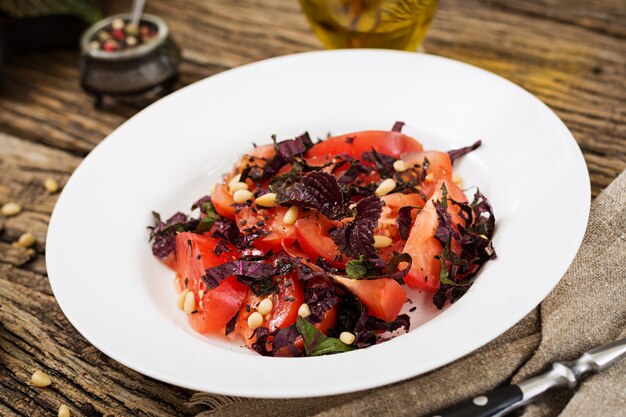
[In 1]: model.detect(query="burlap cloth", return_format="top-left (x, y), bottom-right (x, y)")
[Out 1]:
top-left (189, 170), bottom-right (626, 417)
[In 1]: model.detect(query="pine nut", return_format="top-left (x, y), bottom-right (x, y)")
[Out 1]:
top-left (232, 189), bottom-right (253, 204)
top-left (298, 303), bottom-right (311, 318)
top-left (339, 331), bottom-right (356, 345)
top-left (111, 18), bottom-right (124, 30)
top-left (16, 232), bottom-right (36, 248)
top-left (424, 173), bottom-right (434, 182)
top-left (228, 174), bottom-right (242, 188)
top-left (393, 160), bottom-right (409, 172)
top-left (183, 291), bottom-right (196, 314)
top-left (255, 192), bottom-right (277, 208)
top-left (375, 179), bottom-right (396, 197)
top-left (247, 311), bottom-right (263, 330)
top-left (228, 182), bottom-right (249, 193)
top-left (1, 202), bottom-right (21, 217)
top-left (373, 235), bottom-right (393, 248)
top-left (453, 173), bottom-right (463, 187)
top-left (176, 289), bottom-right (189, 310)
top-left (31, 370), bottom-right (52, 387)
top-left (43, 177), bottom-right (60, 193)
top-left (58, 404), bottom-right (71, 417)
top-left (283, 206), bottom-right (299, 225)
top-left (257, 298), bottom-right (273, 315)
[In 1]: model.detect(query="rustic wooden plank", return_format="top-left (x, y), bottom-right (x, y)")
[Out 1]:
top-left (486, 0), bottom-right (626, 38)
top-left (0, 266), bottom-right (196, 417)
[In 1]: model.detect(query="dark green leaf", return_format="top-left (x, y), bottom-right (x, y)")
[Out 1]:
top-left (295, 316), bottom-right (354, 356)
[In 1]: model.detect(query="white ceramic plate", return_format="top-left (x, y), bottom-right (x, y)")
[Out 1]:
top-left (47, 50), bottom-right (590, 398)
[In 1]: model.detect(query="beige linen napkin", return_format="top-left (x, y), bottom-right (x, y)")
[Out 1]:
top-left (189, 170), bottom-right (626, 417)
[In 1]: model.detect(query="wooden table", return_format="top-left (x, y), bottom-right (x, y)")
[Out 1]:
top-left (1, 1), bottom-right (624, 415)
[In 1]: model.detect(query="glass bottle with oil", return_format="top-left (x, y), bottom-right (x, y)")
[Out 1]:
top-left (298, 0), bottom-right (438, 50)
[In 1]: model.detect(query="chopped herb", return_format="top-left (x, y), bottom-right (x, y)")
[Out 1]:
top-left (448, 140), bottom-right (482, 165)
top-left (296, 316), bottom-right (354, 356)
top-left (391, 121), bottom-right (405, 132)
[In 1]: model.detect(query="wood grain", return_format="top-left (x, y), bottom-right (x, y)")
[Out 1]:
top-left (0, 0), bottom-right (624, 415)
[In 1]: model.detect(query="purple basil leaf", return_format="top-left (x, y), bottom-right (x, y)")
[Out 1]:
top-left (448, 140), bottom-right (481, 165)
top-left (271, 325), bottom-right (303, 356)
top-left (330, 196), bottom-right (383, 258)
top-left (212, 239), bottom-right (232, 256)
top-left (362, 149), bottom-right (396, 179)
top-left (277, 171), bottom-right (352, 220)
top-left (191, 195), bottom-right (212, 211)
top-left (261, 133), bottom-right (314, 181)
top-left (391, 121), bottom-right (405, 132)
top-left (202, 260), bottom-right (275, 289)
top-left (344, 253), bottom-right (412, 283)
top-left (397, 205), bottom-right (419, 240)
top-left (304, 280), bottom-right (340, 323)
top-left (338, 159), bottom-right (371, 184)
top-left (148, 211), bottom-right (197, 259)
top-left (250, 327), bottom-right (272, 356)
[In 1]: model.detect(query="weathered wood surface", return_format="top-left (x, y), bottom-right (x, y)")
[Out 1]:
top-left (0, 0), bottom-right (624, 415)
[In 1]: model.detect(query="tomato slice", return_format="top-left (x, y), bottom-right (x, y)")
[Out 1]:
top-left (403, 179), bottom-right (467, 291)
top-left (377, 192), bottom-right (426, 240)
top-left (173, 232), bottom-right (248, 333)
top-left (210, 184), bottom-right (236, 220)
top-left (401, 151), bottom-right (453, 200)
top-left (333, 275), bottom-right (407, 322)
top-left (295, 217), bottom-right (346, 268)
top-left (306, 130), bottom-right (423, 159)
top-left (234, 205), bottom-right (296, 253)
top-left (237, 271), bottom-right (305, 347)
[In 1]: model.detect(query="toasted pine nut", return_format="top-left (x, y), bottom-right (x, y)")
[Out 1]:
top-left (1, 202), bottom-right (21, 217)
top-left (298, 303), bottom-right (311, 318)
top-left (375, 179), bottom-right (396, 197)
top-left (232, 189), bottom-right (253, 204)
top-left (255, 192), bottom-right (277, 208)
top-left (257, 298), bottom-right (273, 315)
top-left (247, 312), bottom-right (263, 330)
top-left (228, 174), bottom-right (242, 188)
top-left (43, 177), bottom-right (60, 193)
top-left (58, 404), bottom-right (71, 417)
top-left (176, 290), bottom-right (189, 311)
top-left (183, 291), bottom-right (196, 314)
top-left (373, 235), bottom-right (393, 248)
top-left (283, 206), bottom-right (299, 225)
top-left (339, 331), bottom-right (356, 345)
top-left (453, 173), bottom-right (463, 187)
top-left (393, 160), bottom-right (409, 172)
top-left (229, 182), bottom-right (249, 193)
top-left (17, 232), bottom-right (36, 248)
top-left (31, 370), bottom-right (52, 387)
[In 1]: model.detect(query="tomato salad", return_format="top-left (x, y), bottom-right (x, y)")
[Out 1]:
top-left (148, 122), bottom-right (496, 357)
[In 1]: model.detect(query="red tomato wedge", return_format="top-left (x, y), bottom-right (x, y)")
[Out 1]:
top-left (306, 131), bottom-right (424, 159)
top-left (237, 271), bottom-right (305, 347)
top-left (173, 233), bottom-right (248, 333)
top-left (235, 205), bottom-right (296, 253)
top-left (333, 275), bottom-right (407, 322)
top-left (403, 180), bottom-right (467, 291)
top-left (295, 218), bottom-right (346, 268)
top-left (210, 184), bottom-right (236, 220)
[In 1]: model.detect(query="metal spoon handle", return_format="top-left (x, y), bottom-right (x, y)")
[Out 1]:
top-left (131, 0), bottom-right (146, 27)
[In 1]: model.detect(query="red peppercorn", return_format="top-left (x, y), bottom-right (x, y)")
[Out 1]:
top-left (112, 29), bottom-right (125, 40)
top-left (103, 40), bottom-right (118, 52)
